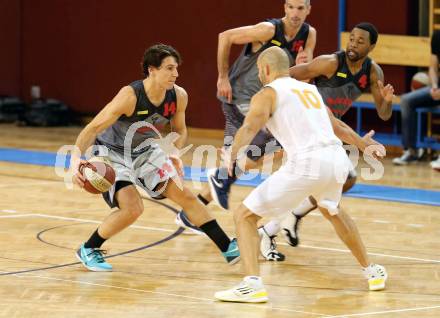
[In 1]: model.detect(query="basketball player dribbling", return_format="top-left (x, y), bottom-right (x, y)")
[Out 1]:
top-left (70, 44), bottom-right (240, 271)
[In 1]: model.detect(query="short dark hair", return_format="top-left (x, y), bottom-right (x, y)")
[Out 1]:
top-left (354, 22), bottom-right (378, 45)
top-left (142, 44), bottom-right (181, 77)
top-left (285, 0), bottom-right (311, 6)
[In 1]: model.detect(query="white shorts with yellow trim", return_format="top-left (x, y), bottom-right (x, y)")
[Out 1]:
top-left (243, 146), bottom-right (350, 218)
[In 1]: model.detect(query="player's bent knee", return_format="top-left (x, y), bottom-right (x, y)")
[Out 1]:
top-left (177, 187), bottom-right (198, 206)
top-left (233, 204), bottom-right (256, 223)
top-left (233, 205), bottom-right (246, 222)
top-left (122, 204), bottom-right (144, 219)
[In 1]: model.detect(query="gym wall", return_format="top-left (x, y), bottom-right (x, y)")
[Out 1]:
top-left (0, 0), bottom-right (416, 129)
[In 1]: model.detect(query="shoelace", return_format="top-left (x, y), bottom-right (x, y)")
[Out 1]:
top-left (87, 249), bottom-right (107, 263)
top-left (365, 265), bottom-right (385, 279)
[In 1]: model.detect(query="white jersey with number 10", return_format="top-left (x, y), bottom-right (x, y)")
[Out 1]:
top-left (265, 77), bottom-right (341, 160)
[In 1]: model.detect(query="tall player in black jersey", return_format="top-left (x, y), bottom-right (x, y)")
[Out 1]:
top-left (206, 0), bottom-right (316, 209)
top-left (70, 44), bottom-right (239, 272)
top-left (266, 23), bottom-right (395, 248)
top-left (175, 0), bottom-right (317, 262)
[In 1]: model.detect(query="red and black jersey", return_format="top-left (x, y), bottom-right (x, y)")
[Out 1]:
top-left (315, 51), bottom-right (372, 118)
top-left (96, 79), bottom-right (177, 156)
top-left (223, 19), bottom-right (310, 106)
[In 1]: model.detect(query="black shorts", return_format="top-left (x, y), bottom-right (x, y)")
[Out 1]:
top-left (102, 180), bottom-right (166, 209)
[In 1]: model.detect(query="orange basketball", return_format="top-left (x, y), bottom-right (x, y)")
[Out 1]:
top-left (79, 158), bottom-right (116, 194)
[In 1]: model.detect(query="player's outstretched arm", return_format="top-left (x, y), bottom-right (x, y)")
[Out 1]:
top-left (217, 22), bottom-right (275, 102)
top-left (370, 62), bottom-right (394, 121)
top-left (289, 54), bottom-right (337, 81)
top-left (327, 107), bottom-right (385, 157)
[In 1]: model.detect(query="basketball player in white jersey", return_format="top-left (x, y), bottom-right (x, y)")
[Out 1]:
top-left (215, 46), bottom-right (387, 303)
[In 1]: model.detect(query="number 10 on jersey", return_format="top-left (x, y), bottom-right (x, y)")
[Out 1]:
top-left (291, 89), bottom-right (322, 109)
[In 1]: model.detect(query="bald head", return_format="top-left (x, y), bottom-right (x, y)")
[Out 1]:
top-left (257, 46), bottom-right (290, 84)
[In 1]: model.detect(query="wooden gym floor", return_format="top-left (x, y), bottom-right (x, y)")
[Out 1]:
top-left (1, 124), bottom-right (440, 318)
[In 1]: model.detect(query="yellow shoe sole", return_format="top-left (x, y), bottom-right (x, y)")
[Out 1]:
top-left (368, 278), bottom-right (386, 291)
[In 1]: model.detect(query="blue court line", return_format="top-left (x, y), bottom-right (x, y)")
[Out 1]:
top-left (1, 147), bottom-right (439, 207)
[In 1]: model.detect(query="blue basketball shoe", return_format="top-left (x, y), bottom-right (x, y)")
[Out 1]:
top-left (76, 243), bottom-right (112, 272)
top-left (222, 238), bottom-right (240, 265)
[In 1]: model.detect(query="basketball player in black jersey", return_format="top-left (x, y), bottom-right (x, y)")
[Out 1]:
top-left (265, 23), bottom-right (395, 248)
top-left (291, 23), bottom-right (394, 120)
top-left (176, 0), bottom-right (317, 262)
top-left (70, 44), bottom-right (239, 272)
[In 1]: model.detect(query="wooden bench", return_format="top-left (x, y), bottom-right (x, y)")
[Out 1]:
top-left (339, 32), bottom-right (440, 148)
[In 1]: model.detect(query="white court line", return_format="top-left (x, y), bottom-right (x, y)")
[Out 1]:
top-left (372, 220), bottom-right (390, 224)
top-left (1, 210), bottom-right (17, 213)
top-left (8, 272), bottom-right (331, 316)
top-left (408, 223), bottom-right (424, 228)
top-left (2, 209), bottom-right (440, 263)
top-left (277, 242), bottom-right (440, 264)
top-left (5, 272), bottom-right (440, 317)
top-left (308, 212), bottom-right (423, 229)
top-left (21, 213), bottom-right (176, 233)
top-left (2, 271), bottom-right (440, 317)
top-left (0, 214), bottom-right (35, 218)
top-left (0, 181), bottom-right (57, 188)
top-left (0, 209), bottom-right (174, 233)
top-left (326, 304), bottom-right (440, 318)
top-left (2, 213), bottom-right (440, 317)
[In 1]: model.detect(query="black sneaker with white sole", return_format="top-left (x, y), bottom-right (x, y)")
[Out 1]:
top-left (207, 168), bottom-right (235, 210)
top-left (281, 211), bottom-right (307, 247)
top-left (259, 227), bottom-right (285, 261)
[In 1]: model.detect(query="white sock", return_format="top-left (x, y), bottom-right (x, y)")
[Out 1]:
top-left (362, 264), bottom-right (373, 278)
top-left (261, 220), bottom-right (280, 237)
top-left (244, 276), bottom-right (263, 288)
top-left (292, 197), bottom-right (316, 217)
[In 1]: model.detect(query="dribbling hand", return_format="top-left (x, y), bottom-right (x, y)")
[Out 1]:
top-left (71, 159), bottom-right (87, 188)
